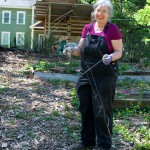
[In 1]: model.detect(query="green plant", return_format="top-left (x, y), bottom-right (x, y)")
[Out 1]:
top-left (44, 115), bottom-right (54, 121)
top-left (51, 110), bottom-right (60, 117)
top-left (14, 111), bottom-right (29, 119)
top-left (70, 88), bottom-right (79, 110)
top-left (26, 131), bottom-right (36, 138)
top-left (64, 125), bottom-right (80, 140)
top-left (64, 67), bottom-right (77, 74)
top-left (113, 105), bottom-right (150, 149)
top-left (41, 33), bottom-right (59, 53)
top-left (119, 63), bottom-right (130, 75)
top-left (140, 57), bottom-right (150, 68)
top-left (0, 86), bottom-right (8, 94)
top-left (115, 78), bottom-right (150, 100)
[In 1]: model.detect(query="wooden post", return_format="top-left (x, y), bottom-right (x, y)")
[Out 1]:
top-left (44, 13), bottom-right (47, 38)
top-left (67, 15), bottom-right (71, 39)
top-left (48, 4), bottom-right (51, 37)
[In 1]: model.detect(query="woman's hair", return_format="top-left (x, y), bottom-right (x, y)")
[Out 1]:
top-left (91, 0), bottom-right (113, 21)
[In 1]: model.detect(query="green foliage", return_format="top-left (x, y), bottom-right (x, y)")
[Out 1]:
top-left (119, 63), bottom-right (130, 75)
top-left (0, 86), bottom-right (8, 94)
top-left (79, 0), bottom-right (95, 4)
top-left (28, 60), bottom-right (80, 74)
top-left (140, 57), bottom-right (150, 68)
top-left (70, 88), bottom-right (79, 110)
top-left (116, 78), bottom-right (150, 100)
top-left (40, 33), bottom-right (59, 53)
top-left (51, 110), bottom-right (60, 117)
top-left (134, 0), bottom-right (150, 26)
top-left (122, 27), bottom-right (150, 63)
top-left (44, 115), bottom-right (54, 121)
top-left (31, 60), bottom-right (57, 71)
top-left (117, 78), bottom-right (149, 91)
top-left (64, 125), bottom-right (80, 140)
top-left (64, 67), bottom-right (76, 74)
top-left (113, 105), bottom-right (150, 149)
top-left (14, 111), bottom-right (29, 119)
top-left (26, 131), bottom-right (36, 138)
top-left (134, 5), bottom-right (150, 26)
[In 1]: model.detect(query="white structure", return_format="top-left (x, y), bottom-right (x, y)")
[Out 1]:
top-left (0, 0), bottom-right (37, 8)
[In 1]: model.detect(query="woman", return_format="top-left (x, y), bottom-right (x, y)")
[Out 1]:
top-left (64, 0), bottom-right (122, 149)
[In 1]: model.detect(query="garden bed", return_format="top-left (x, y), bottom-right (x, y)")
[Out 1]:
top-left (0, 50), bottom-right (150, 149)
top-left (113, 99), bottom-right (150, 108)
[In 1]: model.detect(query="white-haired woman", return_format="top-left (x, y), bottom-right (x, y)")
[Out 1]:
top-left (65, 0), bottom-right (122, 149)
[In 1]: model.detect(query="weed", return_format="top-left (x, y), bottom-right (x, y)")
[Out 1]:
top-left (70, 88), bottom-right (79, 110)
top-left (51, 110), bottom-right (60, 117)
top-left (26, 131), bottom-right (36, 139)
top-left (44, 115), bottom-right (54, 121)
top-left (0, 86), bottom-right (8, 94)
top-left (64, 125), bottom-right (80, 140)
top-left (14, 111), bottom-right (29, 119)
top-left (119, 63), bottom-right (130, 75)
top-left (113, 105), bottom-right (150, 149)
top-left (8, 119), bottom-right (15, 125)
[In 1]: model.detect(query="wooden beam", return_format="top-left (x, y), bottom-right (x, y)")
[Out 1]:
top-left (48, 4), bottom-right (51, 37)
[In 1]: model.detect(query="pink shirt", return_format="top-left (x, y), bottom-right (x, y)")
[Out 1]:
top-left (81, 22), bottom-right (122, 53)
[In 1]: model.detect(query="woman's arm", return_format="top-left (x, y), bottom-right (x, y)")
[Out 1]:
top-left (110, 39), bottom-right (123, 61)
top-left (72, 38), bottom-right (85, 57)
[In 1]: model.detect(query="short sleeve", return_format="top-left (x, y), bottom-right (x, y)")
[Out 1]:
top-left (81, 24), bottom-right (91, 38)
top-left (110, 24), bottom-right (122, 40)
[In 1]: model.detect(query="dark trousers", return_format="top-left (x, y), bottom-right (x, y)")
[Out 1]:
top-left (76, 75), bottom-right (117, 148)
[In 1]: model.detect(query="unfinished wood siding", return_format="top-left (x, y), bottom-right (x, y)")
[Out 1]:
top-left (45, 16), bottom-right (90, 36)
top-left (70, 17), bottom-right (91, 36)
top-left (34, 1), bottom-right (93, 38)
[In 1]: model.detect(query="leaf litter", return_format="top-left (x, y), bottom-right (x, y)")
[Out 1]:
top-left (0, 50), bottom-right (149, 150)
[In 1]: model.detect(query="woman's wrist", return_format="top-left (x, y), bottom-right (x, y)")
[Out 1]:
top-left (72, 46), bottom-right (81, 56)
top-left (71, 47), bottom-right (74, 55)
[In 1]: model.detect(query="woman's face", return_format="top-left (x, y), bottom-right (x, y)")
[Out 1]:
top-left (94, 4), bottom-right (109, 24)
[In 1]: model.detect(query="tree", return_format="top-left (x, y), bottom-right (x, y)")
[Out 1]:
top-left (134, 0), bottom-right (150, 26)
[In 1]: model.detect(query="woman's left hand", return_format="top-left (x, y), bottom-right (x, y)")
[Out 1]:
top-left (102, 54), bottom-right (112, 65)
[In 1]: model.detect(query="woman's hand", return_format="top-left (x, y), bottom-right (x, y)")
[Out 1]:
top-left (102, 54), bottom-right (112, 65)
top-left (63, 47), bottom-right (74, 58)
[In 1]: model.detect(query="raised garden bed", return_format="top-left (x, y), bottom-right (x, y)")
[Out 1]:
top-left (122, 70), bottom-right (150, 75)
top-left (113, 99), bottom-right (150, 108)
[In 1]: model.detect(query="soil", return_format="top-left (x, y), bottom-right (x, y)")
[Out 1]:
top-left (0, 50), bottom-right (149, 150)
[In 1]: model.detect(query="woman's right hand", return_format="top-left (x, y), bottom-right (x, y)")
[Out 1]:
top-left (63, 47), bottom-right (74, 58)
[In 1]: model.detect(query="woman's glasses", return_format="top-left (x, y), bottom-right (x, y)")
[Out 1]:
top-left (96, 9), bottom-right (108, 14)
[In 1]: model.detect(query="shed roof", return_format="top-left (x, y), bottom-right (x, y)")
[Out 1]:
top-left (34, 1), bottom-right (93, 21)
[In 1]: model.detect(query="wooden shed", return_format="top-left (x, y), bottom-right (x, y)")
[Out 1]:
top-left (34, 0), bottom-right (93, 41)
